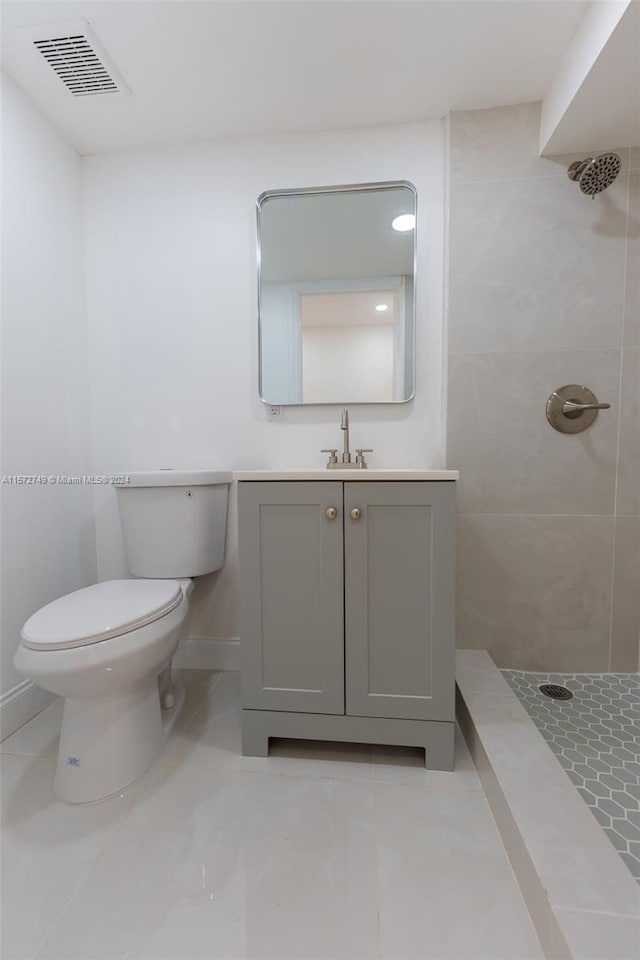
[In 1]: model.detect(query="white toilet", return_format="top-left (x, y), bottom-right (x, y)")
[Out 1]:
top-left (13, 469), bottom-right (231, 804)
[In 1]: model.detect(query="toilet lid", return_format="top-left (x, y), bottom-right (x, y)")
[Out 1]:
top-left (21, 580), bottom-right (183, 651)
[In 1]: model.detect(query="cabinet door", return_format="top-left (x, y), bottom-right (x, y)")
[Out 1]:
top-left (344, 482), bottom-right (455, 721)
top-left (239, 481), bottom-right (344, 714)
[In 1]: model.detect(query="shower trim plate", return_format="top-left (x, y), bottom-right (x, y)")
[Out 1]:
top-left (546, 384), bottom-right (611, 434)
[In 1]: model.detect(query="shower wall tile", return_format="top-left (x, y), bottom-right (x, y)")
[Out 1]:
top-left (449, 105), bottom-right (638, 672)
top-left (447, 349), bottom-right (620, 516)
top-left (456, 515), bottom-right (615, 672)
top-left (450, 102), bottom-right (551, 183)
top-left (623, 170), bottom-right (640, 347)
top-left (450, 101), bottom-right (631, 185)
top-left (616, 347), bottom-right (640, 516)
top-left (610, 517), bottom-right (640, 672)
top-left (449, 174), bottom-right (628, 354)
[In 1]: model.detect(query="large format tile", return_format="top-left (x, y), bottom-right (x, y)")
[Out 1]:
top-left (448, 349), bottom-right (620, 515)
top-left (0, 755), bottom-right (142, 960)
top-left (554, 907), bottom-right (640, 960)
top-left (162, 667), bottom-right (223, 740)
top-left (0, 697), bottom-right (63, 757)
top-left (455, 689), bottom-right (554, 778)
top-left (455, 647), bottom-right (518, 697)
top-left (175, 675), bottom-right (484, 790)
top-left (374, 783), bottom-right (542, 959)
top-left (34, 763), bottom-right (379, 960)
top-left (456, 515), bottom-right (615, 671)
top-left (162, 672), bottom-right (375, 781)
top-left (3, 667), bottom-right (547, 960)
top-left (449, 174), bottom-right (628, 354)
top-left (624, 170), bottom-right (640, 346)
top-left (371, 723), bottom-right (480, 788)
top-left (0, 669), bottom-right (218, 958)
top-left (450, 102), bottom-right (547, 183)
top-left (449, 102), bottom-right (626, 184)
top-left (616, 347), bottom-right (640, 516)
top-left (611, 517), bottom-right (640, 671)
top-left (506, 788), bottom-right (640, 918)
top-left (0, 670), bottom-right (218, 765)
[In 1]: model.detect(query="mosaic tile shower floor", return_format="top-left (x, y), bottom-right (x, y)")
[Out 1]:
top-left (502, 671), bottom-right (640, 884)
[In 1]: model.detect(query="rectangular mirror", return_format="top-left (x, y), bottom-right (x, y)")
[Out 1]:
top-left (258, 181), bottom-right (416, 405)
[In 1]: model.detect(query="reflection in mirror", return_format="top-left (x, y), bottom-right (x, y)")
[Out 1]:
top-left (258, 182), bottom-right (416, 405)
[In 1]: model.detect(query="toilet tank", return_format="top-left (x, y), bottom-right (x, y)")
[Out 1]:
top-left (114, 470), bottom-right (231, 578)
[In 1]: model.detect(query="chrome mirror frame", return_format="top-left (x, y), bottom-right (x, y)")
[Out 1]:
top-left (256, 180), bottom-right (417, 406)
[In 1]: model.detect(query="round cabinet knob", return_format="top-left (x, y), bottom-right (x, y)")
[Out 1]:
top-left (350, 507), bottom-right (362, 520)
top-left (325, 507), bottom-right (337, 519)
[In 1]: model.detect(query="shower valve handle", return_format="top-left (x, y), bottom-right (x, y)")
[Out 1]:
top-left (562, 400), bottom-right (611, 414)
top-left (546, 385), bottom-right (610, 434)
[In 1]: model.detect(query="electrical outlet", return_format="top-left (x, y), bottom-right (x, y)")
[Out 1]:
top-left (267, 405), bottom-right (281, 420)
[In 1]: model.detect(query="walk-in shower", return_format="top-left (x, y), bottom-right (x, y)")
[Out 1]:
top-left (503, 670), bottom-right (640, 884)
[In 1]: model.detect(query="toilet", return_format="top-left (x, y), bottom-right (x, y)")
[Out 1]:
top-left (13, 469), bottom-right (231, 804)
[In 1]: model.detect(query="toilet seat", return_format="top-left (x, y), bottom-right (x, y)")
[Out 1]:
top-left (21, 580), bottom-right (183, 651)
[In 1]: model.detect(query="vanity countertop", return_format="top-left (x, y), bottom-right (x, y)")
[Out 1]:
top-left (232, 469), bottom-right (459, 481)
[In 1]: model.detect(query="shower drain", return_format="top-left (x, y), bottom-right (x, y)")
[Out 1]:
top-left (539, 683), bottom-right (574, 701)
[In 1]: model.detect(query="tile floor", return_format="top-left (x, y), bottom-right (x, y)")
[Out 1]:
top-left (503, 671), bottom-right (640, 884)
top-left (1, 670), bottom-right (543, 960)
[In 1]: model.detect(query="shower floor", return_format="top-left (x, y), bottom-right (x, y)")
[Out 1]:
top-left (502, 670), bottom-right (640, 884)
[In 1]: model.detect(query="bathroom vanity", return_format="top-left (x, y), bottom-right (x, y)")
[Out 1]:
top-left (235, 470), bottom-right (458, 769)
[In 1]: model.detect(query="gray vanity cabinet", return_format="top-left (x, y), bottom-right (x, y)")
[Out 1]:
top-left (238, 479), bottom-right (456, 769)
top-left (344, 482), bottom-right (455, 722)
top-left (238, 481), bottom-right (344, 714)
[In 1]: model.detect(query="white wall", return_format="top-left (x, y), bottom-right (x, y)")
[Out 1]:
top-left (1, 75), bottom-right (96, 700)
top-left (260, 281), bottom-right (300, 404)
top-left (81, 121), bottom-right (446, 640)
top-left (302, 325), bottom-right (394, 403)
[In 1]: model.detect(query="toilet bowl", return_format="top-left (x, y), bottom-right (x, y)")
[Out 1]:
top-left (13, 469), bottom-right (230, 803)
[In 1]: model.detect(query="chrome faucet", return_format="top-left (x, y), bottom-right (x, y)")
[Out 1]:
top-left (321, 409), bottom-right (373, 469)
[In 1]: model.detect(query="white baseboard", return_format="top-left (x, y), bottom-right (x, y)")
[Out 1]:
top-left (0, 680), bottom-right (56, 742)
top-left (173, 636), bottom-right (240, 672)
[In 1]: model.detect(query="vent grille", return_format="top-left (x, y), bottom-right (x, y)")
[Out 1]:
top-left (34, 34), bottom-right (119, 96)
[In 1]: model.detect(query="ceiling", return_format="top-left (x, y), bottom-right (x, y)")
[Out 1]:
top-left (1, 0), bottom-right (589, 155)
top-left (301, 292), bottom-right (399, 329)
top-left (541, 0), bottom-right (640, 154)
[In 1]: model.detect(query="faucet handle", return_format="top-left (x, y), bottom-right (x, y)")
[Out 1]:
top-left (355, 448), bottom-right (373, 468)
top-left (321, 449), bottom-right (339, 467)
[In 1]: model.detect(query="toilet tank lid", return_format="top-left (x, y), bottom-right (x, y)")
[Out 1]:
top-left (114, 469), bottom-right (232, 488)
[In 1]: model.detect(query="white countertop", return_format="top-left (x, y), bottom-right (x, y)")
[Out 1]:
top-left (232, 469), bottom-right (458, 481)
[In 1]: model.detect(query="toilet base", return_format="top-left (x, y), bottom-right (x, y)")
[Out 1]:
top-left (53, 678), bottom-right (185, 803)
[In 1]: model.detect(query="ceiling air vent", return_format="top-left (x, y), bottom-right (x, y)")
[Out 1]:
top-left (18, 21), bottom-right (130, 97)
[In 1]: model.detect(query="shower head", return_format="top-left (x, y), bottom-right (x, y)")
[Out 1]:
top-left (567, 153), bottom-right (621, 197)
